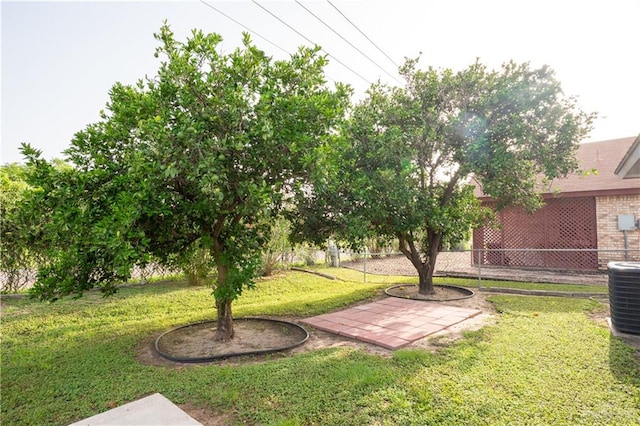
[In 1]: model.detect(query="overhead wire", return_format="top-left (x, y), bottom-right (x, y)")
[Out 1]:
top-left (198, 0), bottom-right (341, 89)
top-left (326, 0), bottom-right (401, 70)
top-left (251, 0), bottom-right (372, 85)
top-left (199, 0), bottom-right (290, 56)
top-left (294, 0), bottom-right (401, 84)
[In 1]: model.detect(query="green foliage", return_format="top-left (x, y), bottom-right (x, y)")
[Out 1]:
top-left (19, 144), bottom-right (146, 300)
top-left (259, 217), bottom-right (321, 273)
top-left (261, 216), bottom-right (292, 276)
top-left (0, 161), bottom-right (70, 292)
top-left (180, 242), bottom-right (214, 286)
top-left (292, 58), bottom-right (595, 294)
top-left (0, 164), bottom-right (34, 289)
top-left (19, 24), bottom-right (350, 335)
top-left (2, 274), bottom-right (638, 425)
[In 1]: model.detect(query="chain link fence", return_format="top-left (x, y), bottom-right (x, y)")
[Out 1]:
top-left (337, 249), bottom-right (640, 286)
top-left (4, 247), bottom-right (636, 293)
top-left (0, 247), bottom-right (326, 293)
top-left (0, 262), bottom-right (183, 294)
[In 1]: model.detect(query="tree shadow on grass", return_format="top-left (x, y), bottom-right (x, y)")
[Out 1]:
top-left (609, 334), bottom-right (640, 385)
top-left (487, 294), bottom-right (599, 314)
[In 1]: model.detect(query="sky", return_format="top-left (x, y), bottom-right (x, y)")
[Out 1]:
top-left (2, 0), bottom-right (639, 164)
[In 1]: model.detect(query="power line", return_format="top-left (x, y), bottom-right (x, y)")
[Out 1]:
top-left (199, 0), bottom-right (290, 56)
top-left (251, 0), bottom-right (372, 85)
top-left (199, 0), bottom-right (340, 87)
top-left (295, 0), bottom-right (401, 84)
top-left (326, 0), bottom-right (400, 69)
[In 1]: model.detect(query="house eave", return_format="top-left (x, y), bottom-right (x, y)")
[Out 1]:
top-left (477, 187), bottom-right (640, 203)
top-left (614, 134), bottom-right (640, 178)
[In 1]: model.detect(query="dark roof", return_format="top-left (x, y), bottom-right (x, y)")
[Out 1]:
top-left (474, 136), bottom-right (640, 199)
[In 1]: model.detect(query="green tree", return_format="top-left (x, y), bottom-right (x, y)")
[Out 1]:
top-left (1, 163), bottom-right (35, 292)
top-left (22, 24), bottom-right (350, 341)
top-left (261, 217), bottom-right (292, 276)
top-left (0, 161), bottom-right (71, 292)
top-left (292, 59), bottom-right (595, 295)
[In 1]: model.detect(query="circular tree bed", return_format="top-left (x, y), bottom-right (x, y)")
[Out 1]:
top-left (154, 317), bottom-right (309, 363)
top-left (385, 284), bottom-right (474, 301)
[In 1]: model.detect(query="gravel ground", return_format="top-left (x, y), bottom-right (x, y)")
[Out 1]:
top-left (341, 252), bottom-right (608, 285)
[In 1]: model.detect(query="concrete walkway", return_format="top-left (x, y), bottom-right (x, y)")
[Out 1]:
top-left (69, 393), bottom-right (202, 426)
top-left (69, 301), bottom-right (480, 425)
top-left (302, 297), bottom-right (482, 350)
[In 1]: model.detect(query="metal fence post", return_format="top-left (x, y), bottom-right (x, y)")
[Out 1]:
top-left (363, 250), bottom-right (367, 283)
top-left (477, 248), bottom-right (483, 289)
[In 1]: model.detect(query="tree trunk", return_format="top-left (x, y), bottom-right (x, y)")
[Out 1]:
top-left (213, 257), bottom-right (234, 342)
top-left (417, 233), bottom-right (441, 296)
top-left (398, 232), bottom-right (441, 296)
top-left (417, 248), bottom-right (439, 295)
top-left (417, 262), bottom-right (434, 295)
top-left (214, 297), bottom-right (234, 342)
top-left (398, 233), bottom-right (436, 295)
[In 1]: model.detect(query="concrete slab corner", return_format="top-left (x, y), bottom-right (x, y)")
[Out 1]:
top-left (68, 393), bottom-right (202, 426)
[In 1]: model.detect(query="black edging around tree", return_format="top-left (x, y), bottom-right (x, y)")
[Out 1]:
top-left (154, 317), bottom-right (309, 363)
top-left (385, 284), bottom-right (475, 301)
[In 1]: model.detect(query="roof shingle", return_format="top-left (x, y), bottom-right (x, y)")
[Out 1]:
top-left (474, 136), bottom-right (640, 199)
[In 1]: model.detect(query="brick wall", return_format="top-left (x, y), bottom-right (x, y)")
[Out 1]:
top-left (596, 194), bottom-right (640, 268)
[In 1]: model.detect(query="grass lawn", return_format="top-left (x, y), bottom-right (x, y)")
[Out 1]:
top-left (2, 270), bottom-right (638, 425)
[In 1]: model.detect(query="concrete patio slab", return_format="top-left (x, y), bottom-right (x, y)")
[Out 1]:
top-left (68, 393), bottom-right (202, 426)
top-left (302, 298), bottom-right (482, 350)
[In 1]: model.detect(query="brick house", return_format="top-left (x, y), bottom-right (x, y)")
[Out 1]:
top-left (473, 135), bottom-right (640, 271)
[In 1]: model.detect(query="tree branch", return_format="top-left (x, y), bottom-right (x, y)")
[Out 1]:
top-left (398, 232), bottom-right (423, 269)
top-left (441, 170), bottom-right (461, 206)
